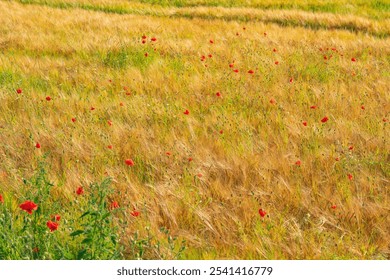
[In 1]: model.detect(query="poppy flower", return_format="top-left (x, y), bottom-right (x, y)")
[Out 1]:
top-left (310, 105), bottom-right (317, 109)
top-left (269, 98), bottom-right (276, 104)
top-left (200, 55), bottom-right (206, 61)
top-left (166, 152), bottom-right (171, 156)
top-left (20, 201), bottom-right (38, 214)
top-left (349, 146), bottom-right (354, 150)
top-left (209, 39), bottom-right (214, 44)
top-left (110, 201), bottom-right (119, 210)
top-left (183, 109), bottom-right (189, 115)
top-left (197, 173), bottom-right (203, 178)
top-left (16, 88), bottom-right (22, 94)
top-left (151, 37), bottom-right (157, 42)
top-left (76, 186), bottom-right (84, 195)
top-left (219, 130), bottom-right (223, 134)
top-left (263, 32), bottom-right (267, 36)
top-left (35, 143), bottom-right (41, 149)
top-left (90, 107), bottom-right (95, 110)
top-left (273, 48), bottom-right (277, 52)
top-left (275, 61), bottom-right (279, 65)
top-left (208, 54), bottom-right (212, 58)
top-left (52, 214), bottom-right (61, 221)
top-left (248, 70), bottom-right (254, 74)
top-left (233, 69), bottom-right (239, 73)
top-left (229, 63), bottom-right (234, 68)
top-left (142, 35), bottom-right (147, 39)
top-left (324, 55), bottom-right (328, 60)
top-left (258, 208), bottom-right (266, 218)
top-left (0, 194), bottom-right (3, 203)
top-left (32, 247), bottom-right (39, 253)
top-left (108, 120), bottom-right (112, 126)
top-left (289, 78), bottom-right (293, 83)
top-left (351, 58), bottom-right (356, 62)
top-left (47, 221), bottom-right (59, 232)
top-left (321, 116), bottom-right (329, 123)
top-left (144, 52), bottom-right (148, 57)
top-left (120, 102), bottom-right (124, 106)
top-left (46, 96), bottom-right (51, 101)
top-left (302, 121), bottom-right (308, 126)
top-left (295, 160), bottom-right (301, 166)
top-left (188, 157), bottom-right (193, 162)
top-left (125, 159), bottom-right (135, 166)
top-left (335, 157), bottom-right (340, 161)
top-left (383, 118), bottom-right (388, 122)
top-left (361, 105), bottom-right (365, 110)
top-left (71, 118), bottom-right (76, 123)
top-left (107, 145), bottom-right (113, 149)
top-left (348, 174), bottom-right (353, 180)
top-left (216, 92), bottom-right (221, 97)
top-left (142, 40), bottom-right (146, 44)
top-left (131, 210), bottom-right (140, 217)
top-left (331, 205), bottom-right (337, 209)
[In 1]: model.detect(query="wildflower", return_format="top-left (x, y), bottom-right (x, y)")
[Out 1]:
top-left (35, 143), bottom-right (41, 149)
top-left (20, 201), bottom-right (38, 214)
top-left (110, 201), bottom-right (119, 210)
top-left (151, 37), bottom-right (157, 42)
top-left (142, 35), bottom-right (147, 39)
top-left (183, 109), bottom-right (190, 115)
top-left (351, 58), bottom-right (356, 62)
top-left (46, 96), bottom-right (51, 101)
top-left (90, 106), bottom-right (95, 111)
top-left (107, 145), bottom-right (113, 149)
top-left (275, 61), bottom-right (279, 65)
top-left (310, 105), bottom-right (317, 109)
top-left (321, 116), bottom-right (329, 123)
top-left (229, 63), bottom-right (234, 68)
top-left (51, 214), bottom-right (61, 221)
top-left (208, 54), bottom-right (212, 58)
top-left (16, 88), bottom-right (22, 94)
top-left (349, 146), bottom-right (354, 151)
top-left (348, 174), bottom-right (353, 180)
top-left (295, 160), bottom-right (301, 166)
top-left (76, 186), bottom-right (84, 195)
top-left (248, 69), bottom-right (254, 74)
top-left (209, 39), bottom-right (214, 44)
top-left (258, 208), bottom-right (266, 218)
top-left (166, 152), bottom-right (171, 156)
top-left (269, 98), bottom-right (276, 105)
top-left (108, 120), bottom-right (112, 126)
top-left (188, 157), bottom-right (193, 162)
top-left (331, 205), bottom-right (337, 209)
top-left (144, 52), bottom-right (148, 57)
top-left (289, 78), bottom-right (293, 83)
top-left (47, 221), bottom-right (59, 232)
top-left (216, 92), bottom-right (221, 97)
top-left (302, 121), bottom-right (308, 126)
top-left (131, 210), bottom-right (140, 217)
top-left (0, 194), bottom-right (3, 203)
top-left (125, 159), bottom-right (135, 166)
top-left (233, 69), bottom-right (239, 73)
top-left (71, 118), bottom-right (76, 123)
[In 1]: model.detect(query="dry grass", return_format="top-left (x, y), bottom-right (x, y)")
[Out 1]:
top-left (0, 0), bottom-right (389, 259)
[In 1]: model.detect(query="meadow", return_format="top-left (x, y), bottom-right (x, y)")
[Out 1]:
top-left (0, 0), bottom-right (389, 259)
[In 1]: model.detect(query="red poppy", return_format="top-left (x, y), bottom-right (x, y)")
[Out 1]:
top-left (248, 70), bottom-right (254, 74)
top-left (289, 78), bottom-right (293, 83)
top-left (108, 120), bottom-right (112, 126)
top-left (349, 146), bottom-right (354, 150)
top-left (361, 105), bottom-right (365, 110)
top-left (200, 55), bottom-right (206, 61)
top-left (208, 54), bottom-right (212, 58)
top-left (110, 201), bottom-right (119, 210)
top-left (0, 194), bottom-right (3, 203)
top-left (144, 52), bottom-right (148, 57)
top-left (263, 32), bottom-right (267, 36)
top-left (46, 96), bottom-right (51, 101)
top-left (107, 145), bottom-right (113, 149)
top-left (17, 88), bottom-right (22, 94)
top-left (273, 48), bottom-right (277, 52)
top-left (258, 208), bottom-right (266, 218)
top-left (383, 118), bottom-right (388, 122)
top-left (90, 106), bottom-right (95, 110)
top-left (321, 116), bottom-right (329, 123)
top-left (275, 61), bottom-right (279, 65)
top-left (335, 157), bottom-right (340, 161)
top-left (310, 105), bottom-right (317, 109)
top-left (47, 221), bottom-right (59, 232)
top-left (183, 109), bottom-right (189, 115)
top-left (32, 247), bottom-right (39, 253)
top-left (351, 58), bottom-right (356, 62)
top-left (151, 37), bottom-right (157, 42)
top-left (229, 63), bottom-right (234, 68)
top-left (76, 186), bottom-right (84, 195)
top-left (302, 121), bottom-right (308, 126)
top-left (20, 201), bottom-right (38, 214)
top-left (219, 130), bottom-right (223, 134)
top-left (166, 152), bottom-right (171, 156)
top-left (348, 174), bottom-right (353, 180)
top-left (35, 143), bottom-right (41, 149)
top-left (324, 55), bottom-right (327, 60)
top-left (71, 118), bottom-right (76, 123)
top-left (125, 159), bottom-right (135, 166)
top-left (216, 92), bottom-right (221, 97)
top-left (188, 157), bottom-right (193, 162)
top-left (142, 35), bottom-right (147, 39)
top-left (52, 214), bottom-right (61, 221)
top-left (120, 102), bottom-right (124, 106)
top-left (209, 39), bottom-right (214, 44)
top-left (131, 210), bottom-right (140, 217)
top-left (269, 98), bottom-right (276, 104)
top-left (331, 205), bottom-right (337, 209)
top-left (197, 173), bottom-right (203, 178)
top-left (142, 40), bottom-right (146, 44)
top-left (233, 69), bottom-right (239, 73)
top-left (295, 160), bottom-right (301, 166)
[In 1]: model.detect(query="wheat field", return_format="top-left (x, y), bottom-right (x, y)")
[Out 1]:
top-left (0, 0), bottom-right (389, 259)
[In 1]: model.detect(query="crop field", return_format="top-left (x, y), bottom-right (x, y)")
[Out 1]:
top-left (0, 0), bottom-right (389, 260)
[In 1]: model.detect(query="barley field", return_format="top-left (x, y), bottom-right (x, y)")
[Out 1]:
top-left (0, 0), bottom-right (389, 260)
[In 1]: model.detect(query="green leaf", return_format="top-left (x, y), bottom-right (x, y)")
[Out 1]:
top-left (77, 249), bottom-right (87, 260)
top-left (79, 211), bottom-right (90, 219)
top-left (81, 238), bottom-right (93, 244)
top-left (70, 230), bottom-right (84, 237)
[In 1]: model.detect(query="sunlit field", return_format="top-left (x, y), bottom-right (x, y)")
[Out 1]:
top-left (0, 0), bottom-right (389, 260)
